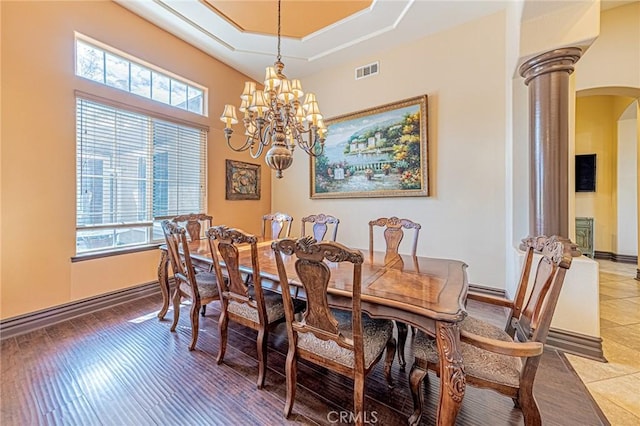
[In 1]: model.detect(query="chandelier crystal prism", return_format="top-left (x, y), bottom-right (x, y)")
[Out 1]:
top-left (219, 0), bottom-right (326, 178)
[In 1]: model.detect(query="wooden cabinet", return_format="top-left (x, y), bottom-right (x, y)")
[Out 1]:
top-left (575, 217), bottom-right (594, 258)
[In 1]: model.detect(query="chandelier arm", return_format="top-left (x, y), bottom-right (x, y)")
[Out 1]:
top-left (249, 123), bottom-right (273, 158)
top-left (295, 127), bottom-right (325, 156)
top-left (224, 130), bottom-right (255, 152)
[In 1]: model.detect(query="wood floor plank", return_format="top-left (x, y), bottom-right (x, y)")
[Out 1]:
top-left (1, 293), bottom-right (606, 425)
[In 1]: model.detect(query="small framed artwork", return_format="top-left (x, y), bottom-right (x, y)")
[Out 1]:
top-left (225, 159), bottom-right (261, 200)
top-left (310, 95), bottom-right (429, 199)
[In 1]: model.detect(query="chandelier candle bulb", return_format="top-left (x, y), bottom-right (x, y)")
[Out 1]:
top-left (241, 81), bottom-right (256, 101)
top-left (290, 79), bottom-right (304, 99)
top-left (220, 104), bottom-right (238, 129)
top-left (219, 0), bottom-right (325, 178)
top-left (302, 93), bottom-right (316, 112)
top-left (249, 90), bottom-right (268, 118)
top-left (264, 66), bottom-right (281, 91)
top-left (239, 98), bottom-right (250, 114)
top-left (277, 79), bottom-right (293, 103)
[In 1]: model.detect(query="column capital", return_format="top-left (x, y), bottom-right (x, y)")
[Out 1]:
top-left (519, 47), bottom-right (583, 85)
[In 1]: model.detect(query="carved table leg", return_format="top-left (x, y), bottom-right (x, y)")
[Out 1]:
top-left (435, 321), bottom-right (465, 426)
top-left (157, 249), bottom-right (170, 320)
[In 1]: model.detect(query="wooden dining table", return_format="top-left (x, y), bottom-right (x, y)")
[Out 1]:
top-left (157, 238), bottom-right (469, 425)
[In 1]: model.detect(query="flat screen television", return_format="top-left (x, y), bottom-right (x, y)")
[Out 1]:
top-left (575, 154), bottom-right (596, 192)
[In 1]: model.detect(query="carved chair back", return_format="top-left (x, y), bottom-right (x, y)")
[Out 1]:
top-left (171, 213), bottom-right (213, 241)
top-left (368, 217), bottom-right (421, 256)
top-left (161, 220), bottom-right (199, 302)
top-left (272, 237), bottom-right (365, 365)
top-left (498, 235), bottom-right (544, 336)
top-left (262, 212), bottom-right (293, 239)
top-left (300, 213), bottom-right (340, 241)
top-left (207, 226), bottom-right (268, 325)
top-left (516, 236), bottom-right (572, 345)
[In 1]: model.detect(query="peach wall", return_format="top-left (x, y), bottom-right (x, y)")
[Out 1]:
top-left (0, 1), bottom-right (269, 319)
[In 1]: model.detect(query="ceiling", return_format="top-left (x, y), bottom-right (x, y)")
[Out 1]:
top-left (115, 0), bottom-right (635, 82)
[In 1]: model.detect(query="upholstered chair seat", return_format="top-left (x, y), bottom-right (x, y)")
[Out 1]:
top-left (413, 318), bottom-right (523, 388)
top-left (297, 309), bottom-right (394, 369)
top-left (177, 271), bottom-right (219, 300)
top-left (228, 288), bottom-right (304, 324)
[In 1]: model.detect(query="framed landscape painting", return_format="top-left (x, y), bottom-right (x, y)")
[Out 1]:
top-left (310, 95), bottom-right (429, 199)
top-left (225, 159), bottom-right (261, 200)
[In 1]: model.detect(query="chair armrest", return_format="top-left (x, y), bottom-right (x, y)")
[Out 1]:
top-left (467, 289), bottom-right (515, 308)
top-left (460, 329), bottom-right (544, 357)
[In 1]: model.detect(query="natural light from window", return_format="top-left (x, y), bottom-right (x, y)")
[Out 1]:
top-left (75, 34), bottom-right (206, 116)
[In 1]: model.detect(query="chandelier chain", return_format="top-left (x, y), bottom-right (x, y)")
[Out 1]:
top-left (277, 0), bottom-right (281, 63)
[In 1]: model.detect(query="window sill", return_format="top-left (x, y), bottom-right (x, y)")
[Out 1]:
top-left (71, 243), bottom-right (162, 263)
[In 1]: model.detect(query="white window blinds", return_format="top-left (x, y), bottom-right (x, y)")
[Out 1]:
top-left (76, 97), bottom-right (207, 253)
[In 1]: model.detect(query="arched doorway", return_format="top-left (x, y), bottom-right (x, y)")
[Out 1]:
top-left (575, 88), bottom-right (639, 271)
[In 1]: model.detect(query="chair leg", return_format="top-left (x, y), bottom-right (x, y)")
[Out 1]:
top-left (216, 310), bottom-right (228, 364)
top-left (518, 388), bottom-right (542, 426)
top-left (353, 374), bottom-right (365, 426)
top-left (201, 304), bottom-right (207, 317)
top-left (396, 321), bottom-right (408, 368)
top-left (283, 346), bottom-right (297, 418)
top-left (408, 363), bottom-right (428, 426)
top-left (170, 290), bottom-right (181, 332)
top-left (384, 337), bottom-right (396, 388)
top-left (256, 327), bottom-right (268, 389)
top-left (188, 301), bottom-right (201, 351)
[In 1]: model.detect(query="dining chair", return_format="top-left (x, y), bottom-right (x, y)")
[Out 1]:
top-left (261, 212), bottom-right (293, 239)
top-left (207, 225), bottom-right (303, 389)
top-left (408, 235), bottom-right (573, 426)
top-left (161, 220), bottom-right (220, 351)
top-left (171, 213), bottom-right (214, 316)
top-left (300, 213), bottom-right (340, 241)
top-left (272, 237), bottom-right (396, 426)
top-left (368, 216), bottom-right (422, 368)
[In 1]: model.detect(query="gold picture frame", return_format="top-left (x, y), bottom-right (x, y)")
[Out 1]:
top-left (310, 95), bottom-right (429, 199)
top-left (225, 159), bottom-right (261, 200)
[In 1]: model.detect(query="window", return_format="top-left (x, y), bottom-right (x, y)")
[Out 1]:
top-left (76, 97), bottom-right (207, 254)
top-left (75, 34), bottom-right (206, 116)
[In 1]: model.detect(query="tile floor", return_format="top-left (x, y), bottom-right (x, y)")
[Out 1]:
top-left (565, 259), bottom-right (640, 425)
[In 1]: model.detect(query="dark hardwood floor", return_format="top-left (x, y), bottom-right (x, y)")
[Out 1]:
top-left (1, 293), bottom-right (608, 425)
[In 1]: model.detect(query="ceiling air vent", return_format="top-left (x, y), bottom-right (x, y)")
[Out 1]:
top-left (355, 62), bottom-right (379, 80)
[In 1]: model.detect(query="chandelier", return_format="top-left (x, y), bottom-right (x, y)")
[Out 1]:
top-left (219, 0), bottom-right (326, 178)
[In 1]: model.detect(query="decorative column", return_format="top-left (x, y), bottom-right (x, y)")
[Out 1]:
top-left (519, 48), bottom-right (582, 254)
